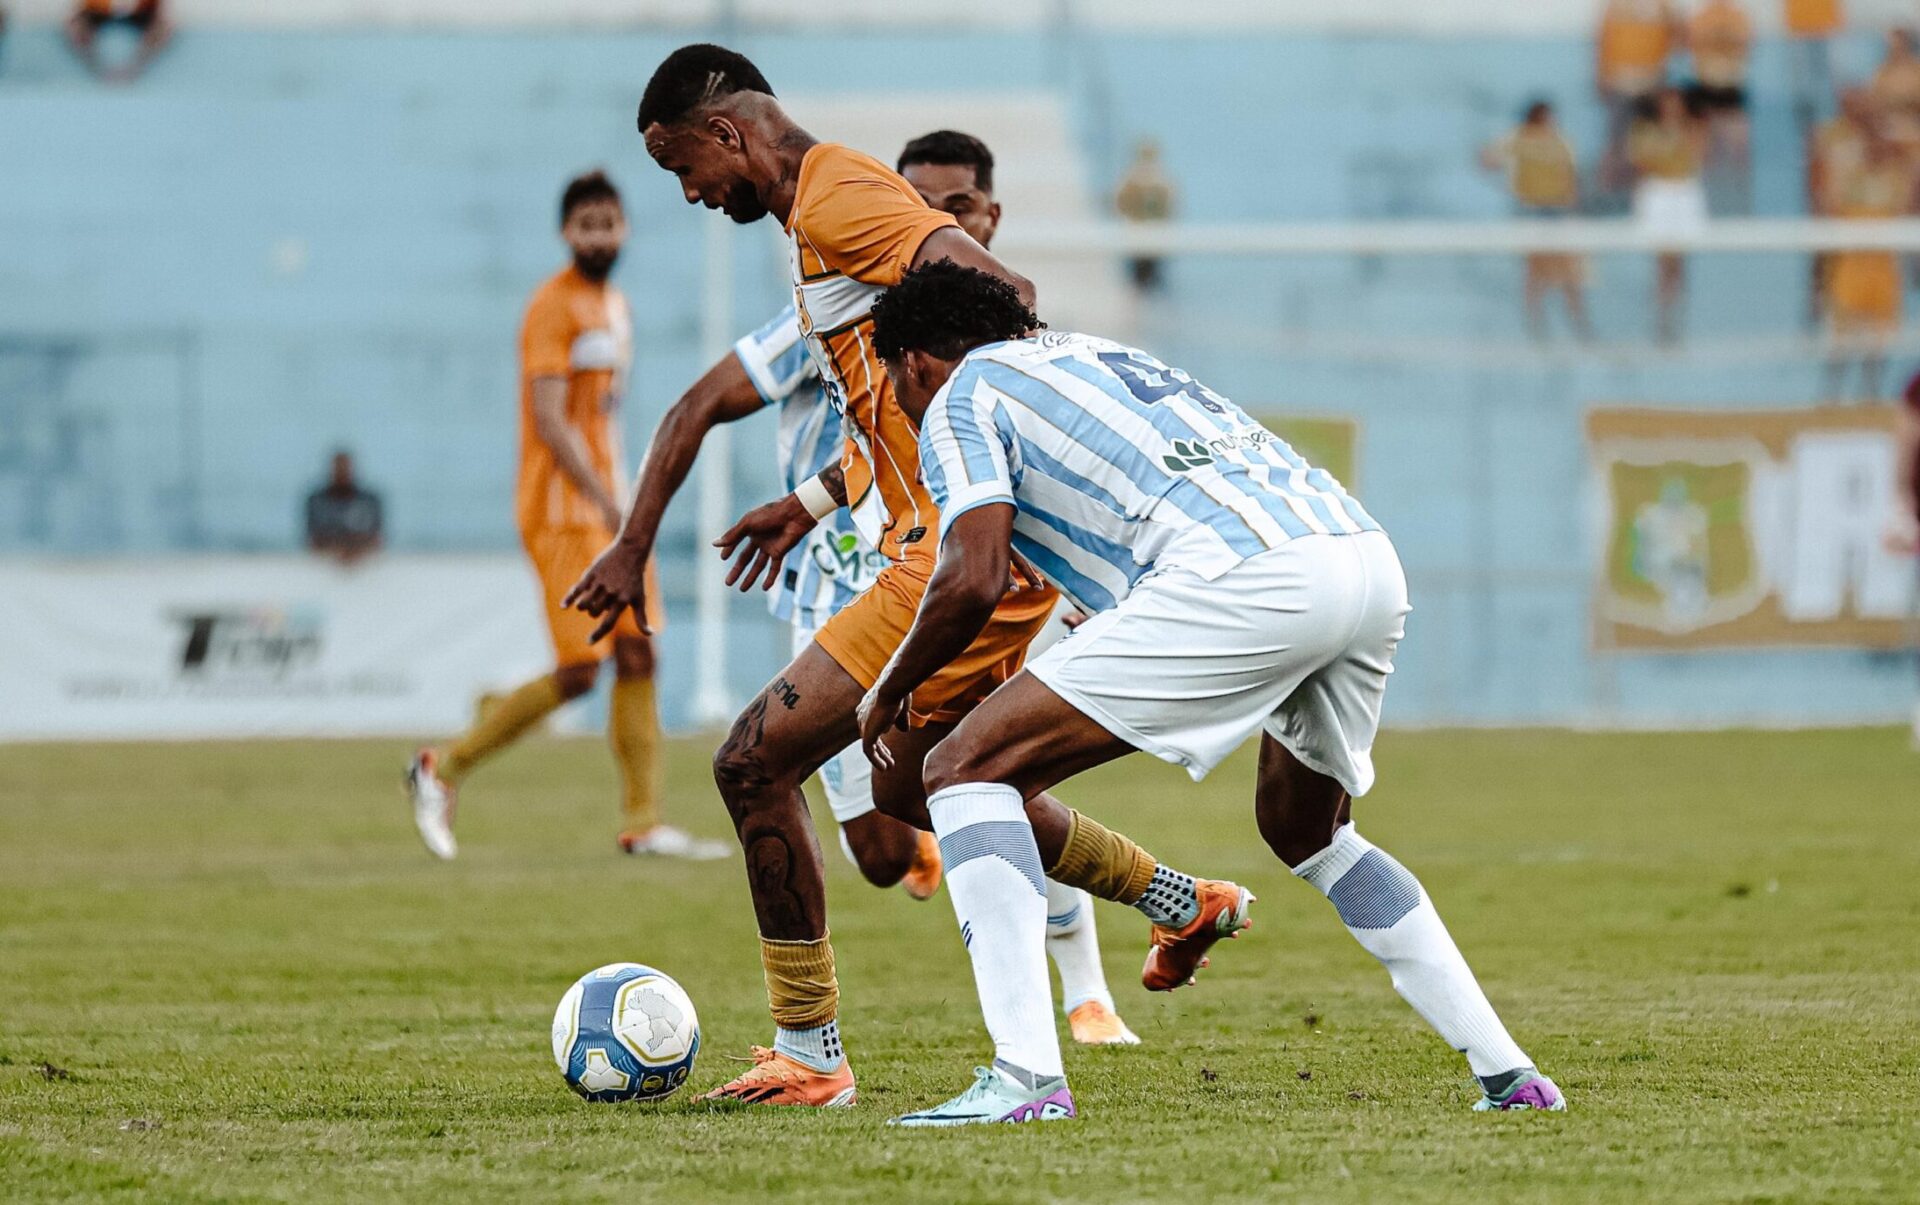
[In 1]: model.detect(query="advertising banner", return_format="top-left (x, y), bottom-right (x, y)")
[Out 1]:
top-left (0, 556), bottom-right (551, 740)
top-left (1588, 406), bottom-right (1916, 650)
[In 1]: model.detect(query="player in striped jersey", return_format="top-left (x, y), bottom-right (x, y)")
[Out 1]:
top-left (858, 261), bottom-right (1564, 1123)
top-left (566, 116), bottom-right (1146, 1105)
top-left (580, 46), bottom-right (1240, 1110)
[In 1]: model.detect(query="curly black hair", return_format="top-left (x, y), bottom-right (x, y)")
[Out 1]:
top-left (869, 259), bottom-right (1040, 363)
top-left (636, 44), bottom-right (775, 133)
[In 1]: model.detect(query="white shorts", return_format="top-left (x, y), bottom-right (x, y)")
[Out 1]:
top-left (1026, 531), bottom-right (1408, 796)
top-left (792, 622), bottom-right (875, 824)
top-left (1633, 178), bottom-right (1708, 243)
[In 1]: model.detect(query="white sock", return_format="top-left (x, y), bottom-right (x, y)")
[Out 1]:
top-left (772, 1020), bottom-right (843, 1073)
top-left (928, 782), bottom-right (1063, 1081)
top-left (1294, 824), bottom-right (1531, 1080)
top-left (1044, 879), bottom-right (1113, 1014)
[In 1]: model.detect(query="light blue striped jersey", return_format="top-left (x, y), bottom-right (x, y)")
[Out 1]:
top-left (919, 332), bottom-right (1381, 615)
top-left (732, 306), bottom-right (886, 629)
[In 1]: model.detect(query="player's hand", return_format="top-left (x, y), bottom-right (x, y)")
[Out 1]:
top-left (714, 493), bottom-right (817, 593)
top-left (1061, 609), bottom-right (1091, 630)
top-left (1009, 550), bottom-right (1048, 593)
top-left (563, 539), bottom-right (654, 640)
top-left (857, 682), bottom-right (910, 771)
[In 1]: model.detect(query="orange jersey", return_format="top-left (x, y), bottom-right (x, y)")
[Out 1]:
top-left (1598, 0), bottom-right (1676, 92)
top-left (785, 143), bottom-right (959, 564)
top-left (1784, 0), bottom-right (1842, 38)
top-left (516, 265), bottom-right (631, 533)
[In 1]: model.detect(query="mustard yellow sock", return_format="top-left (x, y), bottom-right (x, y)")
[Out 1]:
top-left (610, 674), bottom-right (664, 834)
top-left (761, 933), bottom-right (839, 1030)
top-left (440, 673), bottom-right (566, 786)
top-left (1046, 808), bottom-right (1159, 905)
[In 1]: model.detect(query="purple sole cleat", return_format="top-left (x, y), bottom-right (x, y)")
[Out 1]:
top-left (999, 1085), bottom-right (1077, 1123)
top-left (1475, 1073), bottom-right (1566, 1112)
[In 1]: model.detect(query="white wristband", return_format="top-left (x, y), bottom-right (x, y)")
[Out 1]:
top-left (794, 474), bottom-right (837, 521)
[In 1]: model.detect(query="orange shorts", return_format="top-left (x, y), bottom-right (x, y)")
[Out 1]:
top-left (522, 524), bottom-right (664, 667)
top-left (814, 554), bottom-right (1058, 726)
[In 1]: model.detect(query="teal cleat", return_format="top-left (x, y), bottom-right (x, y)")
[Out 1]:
top-left (889, 1064), bottom-right (1078, 1127)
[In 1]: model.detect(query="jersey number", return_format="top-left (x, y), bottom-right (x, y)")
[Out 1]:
top-left (1096, 351), bottom-right (1228, 414)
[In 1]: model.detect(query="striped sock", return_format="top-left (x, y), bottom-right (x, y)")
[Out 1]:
top-left (1295, 824), bottom-right (1531, 1079)
top-left (929, 782), bottom-right (1062, 1081)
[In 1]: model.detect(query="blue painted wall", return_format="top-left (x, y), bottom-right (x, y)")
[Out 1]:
top-left (2, 25), bottom-right (1912, 727)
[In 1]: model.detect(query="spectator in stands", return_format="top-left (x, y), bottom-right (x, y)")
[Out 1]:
top-left (1808, 87), bottom-right (1877, 328)
top-left (1481, 100), bottom-right (1593, 341)
top-left (1821, 120), bottom-right (1913, 401)
top-left (1596, 0), bottom-right (1681, 199)
top-left (1784, 0), bottom-right (1845, 139)
top-left (305, 450), bottom-right (384, 565)
top-left (66, 0), bottom-right (171, 83)
top-left (1114, 139), bottom-right (1176, 295)
top-left (1628, 86), bottom-right (1708, 344)
top-left (1684, 0), bottom-right (1752, 211)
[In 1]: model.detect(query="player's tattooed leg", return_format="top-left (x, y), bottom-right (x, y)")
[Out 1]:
top-left (709, 641), bottom-right (864, 941)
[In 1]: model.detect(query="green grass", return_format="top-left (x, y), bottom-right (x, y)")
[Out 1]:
top-left (2, 729), bottom-right (1918, 1203)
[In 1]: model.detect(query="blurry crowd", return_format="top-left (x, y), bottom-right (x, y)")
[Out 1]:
top-left (1483, 0), bottom-right (1920, 392)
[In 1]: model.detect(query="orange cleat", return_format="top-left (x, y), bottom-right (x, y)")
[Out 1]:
top-left (1067, 1000), bottom-right (1142, 1046)
top-left (900, 830), bottom-right (943, 901)
top-left (698, 1047), bottom-right (857, 1108)
top-left (1141, 879), bottom-right (1255, 992)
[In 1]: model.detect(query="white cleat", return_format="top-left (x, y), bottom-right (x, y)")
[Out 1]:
top-left (619, 825), bottom-right (731, 861)
top-left (405, 749), bottom-right (458, 861)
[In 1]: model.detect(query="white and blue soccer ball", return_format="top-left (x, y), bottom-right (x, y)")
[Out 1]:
top-left (551, 963), bottom-right (701, 1103)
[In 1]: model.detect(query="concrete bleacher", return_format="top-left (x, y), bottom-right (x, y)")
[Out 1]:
top-left (2, 20), bottom-right (1913, 727)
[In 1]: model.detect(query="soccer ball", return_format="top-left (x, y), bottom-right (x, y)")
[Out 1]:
top-left (551, 963), bottom-right (700, 1102)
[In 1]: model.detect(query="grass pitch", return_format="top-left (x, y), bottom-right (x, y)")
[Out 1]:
top-left (2, 729), bottom-right (1918, 1203)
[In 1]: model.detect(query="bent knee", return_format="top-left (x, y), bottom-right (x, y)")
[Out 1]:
top-left (921, 736), bottom-right (998, 798)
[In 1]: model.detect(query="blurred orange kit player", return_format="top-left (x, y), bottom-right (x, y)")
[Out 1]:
top-left (406, 170), bottom-right (723, 863)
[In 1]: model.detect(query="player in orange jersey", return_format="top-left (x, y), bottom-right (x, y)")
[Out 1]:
top-left (405, 170), bottom-right (725, 864)
top-left (569, 45), bottom-right (1248, 1114)
top-left (567, 128), bottom-right (1142, 1051)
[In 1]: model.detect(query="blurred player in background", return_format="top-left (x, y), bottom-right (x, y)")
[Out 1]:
top-left (581, 44), bottom-right (1243, 1109)
top-left (568, 127), bottom-right (1140, 1049)
top-left (861, 261), bottom-right (1562, 1123)
top-left (1481, 100), bottom-right (1591, 340)
top-left (407, 170), bottom-right (725, 863)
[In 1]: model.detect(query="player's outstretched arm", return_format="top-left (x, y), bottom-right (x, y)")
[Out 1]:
top-left (858, 502), bottom-right (1017, 768)
top-left (562, 352), bottom-right (765, 638)
top-left (709, 465), bottom-right (849, 593)
top-left (912, 226), bottom-right (1036, 309)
